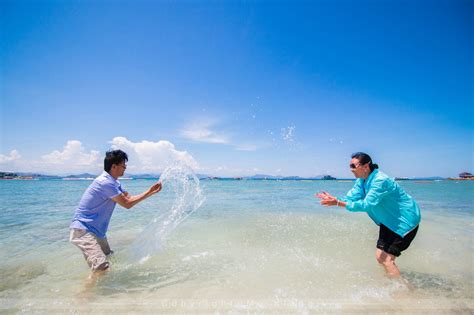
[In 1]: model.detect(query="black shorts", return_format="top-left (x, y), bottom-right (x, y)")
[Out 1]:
top-left (376, 224), bottom-right (418, 257)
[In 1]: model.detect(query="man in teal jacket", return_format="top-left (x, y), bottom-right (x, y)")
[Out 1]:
top-left (316, 152), bottom-right (420, 277)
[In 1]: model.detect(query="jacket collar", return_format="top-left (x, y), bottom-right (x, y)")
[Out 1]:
top-left (364, 169), bottom-right (378, 187)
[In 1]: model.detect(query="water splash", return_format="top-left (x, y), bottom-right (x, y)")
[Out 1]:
top-left (128, 163), bottom-right (205, 263)
top-left (281, 126), bottom-right (296, 142)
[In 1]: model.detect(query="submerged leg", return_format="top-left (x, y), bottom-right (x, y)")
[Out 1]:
top-left (375, 249), bottom-right (400, 277)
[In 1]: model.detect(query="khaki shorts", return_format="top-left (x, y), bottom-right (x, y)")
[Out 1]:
top-left (69, 229), bottom-right (113, 271)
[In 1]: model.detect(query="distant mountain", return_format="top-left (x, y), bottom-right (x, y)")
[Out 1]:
top-left (63, 173), bottom-right (97, 179)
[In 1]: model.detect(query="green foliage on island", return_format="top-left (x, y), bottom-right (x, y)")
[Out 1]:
top-left (0, 172), bottom-right (17, 179)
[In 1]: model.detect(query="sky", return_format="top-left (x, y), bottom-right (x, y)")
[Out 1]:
top-left (1, 0), bottom-right (472, 178)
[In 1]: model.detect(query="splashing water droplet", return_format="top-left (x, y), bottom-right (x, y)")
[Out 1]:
top-left (128, 163), bottom-right (205, 263)
top-left (281, 126), bottom-right (296, 142)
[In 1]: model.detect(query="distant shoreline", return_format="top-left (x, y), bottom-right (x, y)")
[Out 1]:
top-left (1, 177), bottom-right (468, 182)
top-left (1, 171), bottom-right (470, 181)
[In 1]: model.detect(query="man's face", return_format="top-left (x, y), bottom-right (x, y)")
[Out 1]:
top-left (116, 162), bottom-right (127, 176)
top-left (349, 158), bottom-right (369, 178)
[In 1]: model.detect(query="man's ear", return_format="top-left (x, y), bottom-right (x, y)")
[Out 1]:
top-left (109, 164), bottom-right (118, 174)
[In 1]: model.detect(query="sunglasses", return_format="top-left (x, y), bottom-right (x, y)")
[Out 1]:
top-left (350, 163), bottom-right (362, 169)
top-left (350, 161), bottom-right (371, 169)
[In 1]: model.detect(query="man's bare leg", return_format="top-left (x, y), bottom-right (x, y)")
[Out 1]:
top-left (79, 262), bottom-right (110, 298)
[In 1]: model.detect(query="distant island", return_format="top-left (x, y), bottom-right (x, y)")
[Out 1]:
top-left (447, 172), bottom-right (474, 181)
top-left (2, 171), bottom-right (472, 181)
top-left (0, 172), bottom-right (38, 180)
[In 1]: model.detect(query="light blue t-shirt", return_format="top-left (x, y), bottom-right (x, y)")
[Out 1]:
top-left (340, 169), bottom-right (421, 237)
top-left (70, 171), bottom-right (125, 238)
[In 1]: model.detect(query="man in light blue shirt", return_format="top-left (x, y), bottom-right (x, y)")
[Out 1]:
top-left (316, 152), bottom-right (420, 277)
top-left (70, 150), bottom-right (162, 272)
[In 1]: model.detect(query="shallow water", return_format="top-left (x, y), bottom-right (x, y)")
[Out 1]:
top-left (0, 179), bottom-right (472, 313)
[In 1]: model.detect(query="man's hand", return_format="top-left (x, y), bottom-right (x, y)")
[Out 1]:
top-left (148, 182), bottom-right (162, 195)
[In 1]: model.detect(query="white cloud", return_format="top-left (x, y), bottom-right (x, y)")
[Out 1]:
top-left (0, 138), bottom-right (198, 175)
top-left (0, 150), bottom-right (21, 163)
top-left (41, 140), bottom-right (100, 166)
top-left (110, 137), bottom-right (198, 172)
top-left (0, 141), bottom-right (101, 174)
top-left (180, 120), bottom-right (229, 144)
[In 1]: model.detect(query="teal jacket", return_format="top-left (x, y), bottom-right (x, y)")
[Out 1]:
top-left (340, 169), bottom-right (421, 237)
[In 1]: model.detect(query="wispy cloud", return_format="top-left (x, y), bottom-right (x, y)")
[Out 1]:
top-left (199, 165), bottom-right (261, 177)
top-left (234, 144), bottom-right (257, 151)
top-left (180, 119), bottom-right (264, 152)
top-left (180, 120), bottom-right (229, 144)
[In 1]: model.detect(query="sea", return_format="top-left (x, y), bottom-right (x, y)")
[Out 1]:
top-left (0, 175), bottom-right (472, 314)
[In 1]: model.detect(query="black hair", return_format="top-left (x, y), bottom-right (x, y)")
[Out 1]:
top-left (351, 152), bottom-right (379, 171)
top-left (104, 150), bottom-right (128, 172)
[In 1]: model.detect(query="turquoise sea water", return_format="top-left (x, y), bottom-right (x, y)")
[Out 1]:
top-left (0, 179), bottom-right (472, 313)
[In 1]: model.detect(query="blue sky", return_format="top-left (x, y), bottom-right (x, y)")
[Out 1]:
top-left (1, 0), bottom-right (472, 177)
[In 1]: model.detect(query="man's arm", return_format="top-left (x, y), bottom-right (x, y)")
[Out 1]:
top-left (112, 182), bottom-right (162, 209)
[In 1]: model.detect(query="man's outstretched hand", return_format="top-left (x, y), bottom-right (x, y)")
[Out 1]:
top-left (149, 182), bottom-right (162, 195)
